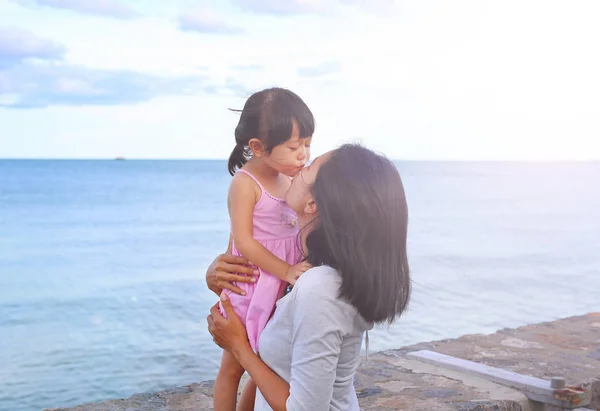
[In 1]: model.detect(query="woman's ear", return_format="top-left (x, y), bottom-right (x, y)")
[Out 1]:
top-left (248, 138), bottom-right (265, 157)
top-left (304, 198), bottom-right (317, 216)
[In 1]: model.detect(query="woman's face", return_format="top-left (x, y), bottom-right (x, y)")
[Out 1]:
top-left (285, 151), bottom-right (332, 216)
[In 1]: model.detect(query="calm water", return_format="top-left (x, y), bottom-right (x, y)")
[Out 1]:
top-left (1, 160), bottom-right (599, 411)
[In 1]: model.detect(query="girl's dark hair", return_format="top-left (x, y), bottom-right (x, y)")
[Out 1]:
top-left (305, 144), bottom-right (411, 324)
top-left (227, 87), bottom-right (315, 176)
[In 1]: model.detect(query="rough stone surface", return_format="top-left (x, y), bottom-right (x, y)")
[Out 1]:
top-left (45, 313), bottom-right (600, 411)
top-left (388, 312), bottom-right (600, 410)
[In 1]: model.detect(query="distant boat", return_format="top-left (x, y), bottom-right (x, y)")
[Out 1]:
top-left (114, 156), bottom-right (126, 161)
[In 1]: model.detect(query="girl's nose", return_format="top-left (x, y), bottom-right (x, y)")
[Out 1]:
top-left (298, 147), bottom-right (307, 160)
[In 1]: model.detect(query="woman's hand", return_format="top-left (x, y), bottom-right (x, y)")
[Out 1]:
top-left (206, 254), bottom-right (259, 296)
top-left (207, 294), bottom-right (252, 358)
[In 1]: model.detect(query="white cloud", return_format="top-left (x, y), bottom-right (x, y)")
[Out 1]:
top-left (230, 0), bottom-right (395, 15)
top-left (231, 0), bottom-right (325, 15)
top-left (0, 26), bottom-right (64, 64)
top-left (178, 8), bottom-right (244, 35)
top-left (1, 0), bottom-right (599, 160)
top-left (13, 0), bottom-right (139, 19)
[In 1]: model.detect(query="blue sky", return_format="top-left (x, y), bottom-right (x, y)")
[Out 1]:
top-left (1, 0), bottom-right (599, 160)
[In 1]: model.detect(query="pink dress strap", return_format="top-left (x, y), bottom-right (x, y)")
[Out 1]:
top-left (237, 169), bottom-right (265, 193)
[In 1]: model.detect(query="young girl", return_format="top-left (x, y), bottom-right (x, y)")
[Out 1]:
top-left (213, 87), bottom-right (315, 411)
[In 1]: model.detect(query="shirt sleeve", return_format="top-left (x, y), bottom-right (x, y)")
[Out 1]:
top-left (285, 273), bottom-right (353, 411)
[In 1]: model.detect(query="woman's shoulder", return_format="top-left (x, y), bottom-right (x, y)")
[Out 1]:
top-left (296, 265), bottom-right (340, 287)
top-left (292, 265), bottom-right (345, 305)
top-left (290, 265), bottom-right (371, 333)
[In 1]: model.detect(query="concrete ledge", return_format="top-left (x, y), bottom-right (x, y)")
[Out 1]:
top-left (46, 313), bottom-right (600, 411)
top-left (406, 350), bottom-right (590, 408)
top-left (355, 355), bottom-right (530, 410)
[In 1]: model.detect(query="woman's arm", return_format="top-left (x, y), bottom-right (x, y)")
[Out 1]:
top-left (243, 277), bottom-right (346, 410)
top-left (209, 272), bottom-right (349, 411)
top-left (277, 275), bottom-right (346, 410)
top-left (209, 295), bottom-right (291, 411)
top-left (235, 347), bottom-right (290, 411)
top-left (228, 173), bottom-right (292, 281)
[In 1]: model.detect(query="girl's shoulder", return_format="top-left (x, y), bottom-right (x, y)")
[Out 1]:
top-left (232, 168), bottom-right (290, 203)
top-left (229, 169), bottom-right (263, 203)
top-left (232, 168), bottom-right (263, 188)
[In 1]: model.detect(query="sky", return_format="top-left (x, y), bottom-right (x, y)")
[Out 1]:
top-left (1, 0), bottom-right (599, 160)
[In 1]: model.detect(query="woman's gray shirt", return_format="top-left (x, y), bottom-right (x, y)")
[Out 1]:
top-left (254, 265), bottom-right (373, 411)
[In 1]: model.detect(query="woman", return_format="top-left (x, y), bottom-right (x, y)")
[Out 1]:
top-left (206, 144), bottom-right (411, 410)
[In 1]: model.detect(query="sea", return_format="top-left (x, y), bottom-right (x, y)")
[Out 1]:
top-left (1, 159), bottom-right (599, 411)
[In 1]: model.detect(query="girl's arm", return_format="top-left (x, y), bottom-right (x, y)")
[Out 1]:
top-left (226, 232), bottom-right (233, 254)
top-left (228, 173), bottom-right (291, 281)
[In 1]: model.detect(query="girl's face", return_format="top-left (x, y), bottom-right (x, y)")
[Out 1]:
top-left (284, 151), bottom-right (332, 217)
top-left (263, 122), bottom-right (312, 177)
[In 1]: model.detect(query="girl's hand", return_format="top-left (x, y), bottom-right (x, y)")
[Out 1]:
top-left (207, 294), bottom-right (252, 358)
top-left (284, 261), bottom-right (312, 286)
top-left (206, 254), bottom-right (260, 296)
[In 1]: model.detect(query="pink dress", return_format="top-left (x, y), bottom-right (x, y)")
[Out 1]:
top-left (220, 169), bottom-right (303, 352)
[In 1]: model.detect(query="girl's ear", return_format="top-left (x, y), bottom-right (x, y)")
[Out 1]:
top-left (248, 138), bottom-right (265, 157)
top-left (304, 198), bottom-right (317, 216)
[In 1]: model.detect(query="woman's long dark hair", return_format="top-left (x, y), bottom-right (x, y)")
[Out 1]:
top-left (305, 144), bottom-right (411, 324)
top-left (227, 87), bottom-right (315, 176)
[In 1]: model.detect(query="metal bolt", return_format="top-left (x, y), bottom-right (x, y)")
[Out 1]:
top-left (551, 376), bottom-right (566, 389)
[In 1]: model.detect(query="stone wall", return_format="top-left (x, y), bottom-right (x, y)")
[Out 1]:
top-left (46, 313), bottom-right (600, 411)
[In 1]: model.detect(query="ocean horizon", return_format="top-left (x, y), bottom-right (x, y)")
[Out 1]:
top-left (1, 159), bottom-right (599, 411)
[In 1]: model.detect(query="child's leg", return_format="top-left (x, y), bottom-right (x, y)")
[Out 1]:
top-left (214, 350), bottom-right (245, 411)
top-left (236, 377), bottom-right (257, 411)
